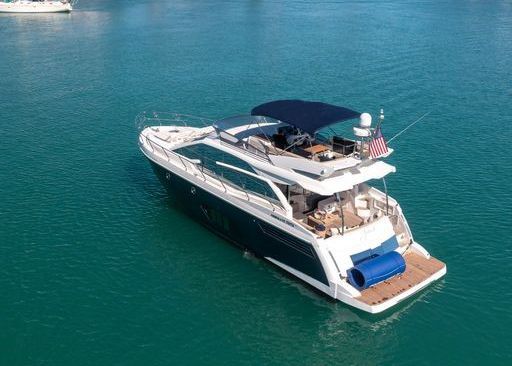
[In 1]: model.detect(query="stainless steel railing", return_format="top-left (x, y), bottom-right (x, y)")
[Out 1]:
top-left (135, 111), bottom-right (214, 132)
top-left (136, 111), bottom-right (273, 163)
top-left (139, 133), bottom-right (285, 213)
top-left (218, 139), bottom-right (273, 164)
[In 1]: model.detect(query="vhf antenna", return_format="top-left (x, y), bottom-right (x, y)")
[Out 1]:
top-left (378, 108), bottom-right (384, 129)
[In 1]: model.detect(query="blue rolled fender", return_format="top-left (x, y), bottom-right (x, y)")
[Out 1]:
top-left (348, 251), bottom-right (406, 290)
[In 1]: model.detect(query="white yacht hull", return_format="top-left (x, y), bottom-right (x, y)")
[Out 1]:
top-left (136, 104), bottom-right (447, 314)
top-left (140, 135), bottom-right (446, 314)
top-left (0, 1), bottom-right (72, 13)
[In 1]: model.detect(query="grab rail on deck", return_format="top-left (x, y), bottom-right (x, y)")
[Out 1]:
top-left (139, 133), bottom-right (285, 214)
top-left (135, 111), bottom-right (214, 132)
top-left (136, 111), bottom-right (273, 164)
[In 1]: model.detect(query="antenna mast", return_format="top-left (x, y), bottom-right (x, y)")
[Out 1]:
top-left (377, 108), bottom-right (384, 130)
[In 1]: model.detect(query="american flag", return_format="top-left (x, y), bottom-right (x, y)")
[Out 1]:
top-left (370, 126), bottom-right (388, 158)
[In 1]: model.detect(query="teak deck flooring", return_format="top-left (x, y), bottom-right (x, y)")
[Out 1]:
top-left (356, 252), bottom-right (445, 306)
top-left (304, 144), bottom-right (330, 155)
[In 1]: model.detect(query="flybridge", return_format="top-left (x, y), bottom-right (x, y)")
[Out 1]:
top-left (210, 100), bottom-right (394, 184)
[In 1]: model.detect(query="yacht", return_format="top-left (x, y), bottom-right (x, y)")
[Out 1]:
top-left (137, 100), bottom-right (446, 313)
top-left (0, 0), bottom-right (73, 13)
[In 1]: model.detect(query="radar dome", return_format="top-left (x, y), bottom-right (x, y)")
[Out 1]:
top-left (359, 113), bottom-right (372, 128)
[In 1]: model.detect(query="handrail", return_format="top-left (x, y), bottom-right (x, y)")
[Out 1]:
top-left (218, 139), bottom-right (273, 164)
top-left (140, 133), bottom-right (286, 214)
top-left (215, 170), bottom-right (281, 212)
top-left (137, 111), bottom-right (273, 165)
top-left (216, 161), bottom-right (291, 214)
top-left (175, 144), bottom-right (279, 201)
top-left (135, 111), bottom-right (214, 132)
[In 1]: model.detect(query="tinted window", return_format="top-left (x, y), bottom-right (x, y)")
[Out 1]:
top-left (175, 144), bottom-right (279, 201)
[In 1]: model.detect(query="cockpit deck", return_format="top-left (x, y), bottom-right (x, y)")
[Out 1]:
top-left (280, 183), bottom-right (407, 240)
top-left (300, 210), bottom-right (364, 237)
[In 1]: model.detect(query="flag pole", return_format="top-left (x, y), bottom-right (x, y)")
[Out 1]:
top-left (373, 108), bottom-right (384, 145)
top-left (368, 108), bottom-right (384, 158)
top-left (375, 108), bottom-right (385, 132)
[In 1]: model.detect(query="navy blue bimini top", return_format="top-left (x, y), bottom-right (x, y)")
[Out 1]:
top-left (251, 100), bottom-right (360, 135)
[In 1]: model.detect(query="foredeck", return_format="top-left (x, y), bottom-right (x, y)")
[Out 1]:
top-left (355, 252), bottom-right (445, 306)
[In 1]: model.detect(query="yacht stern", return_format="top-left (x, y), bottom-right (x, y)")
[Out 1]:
top-left (338, 248), bottom-right (446, 314)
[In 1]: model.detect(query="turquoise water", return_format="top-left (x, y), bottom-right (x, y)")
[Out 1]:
top-left (1, 0), bottom-right (511, 364)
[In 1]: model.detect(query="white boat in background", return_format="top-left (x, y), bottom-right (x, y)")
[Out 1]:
top-left (137, 100), bottom-right (447, 313)
top-left (0, 0), bottom-right (74, 13)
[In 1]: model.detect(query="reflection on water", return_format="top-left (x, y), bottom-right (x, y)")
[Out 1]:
top-left (268, 251), bottom-right (446, 327)
top-left (324, 282), bottom-right (444, 332)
